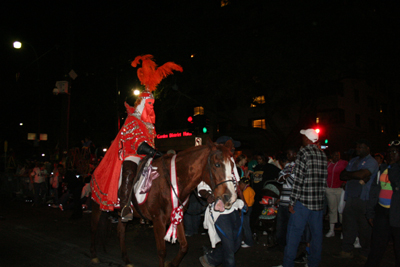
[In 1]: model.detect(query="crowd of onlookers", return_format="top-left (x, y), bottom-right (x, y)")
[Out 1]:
top-left (195, 136), bottom-right (399, 267)
top-left (10, 157), bottom-right (95, 219)
top-left (5, 135), bottom-right (399, 267)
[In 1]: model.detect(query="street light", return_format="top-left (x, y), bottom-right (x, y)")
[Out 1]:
top-left (13, 40), bottom-right (41, 81)
top-left (13, 41), bottom-right (22, 49)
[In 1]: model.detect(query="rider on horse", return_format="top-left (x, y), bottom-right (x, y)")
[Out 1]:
top-left (91, 55), bottom-right (182, 222)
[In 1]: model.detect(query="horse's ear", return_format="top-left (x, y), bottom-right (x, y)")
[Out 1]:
top-left (224, 140), bottom-right (234, 156)
top-left (206, 138), bottom-right (216, 149)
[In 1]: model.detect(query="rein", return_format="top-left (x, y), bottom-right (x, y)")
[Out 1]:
top-left (161, 156), bottom-right (186, 209)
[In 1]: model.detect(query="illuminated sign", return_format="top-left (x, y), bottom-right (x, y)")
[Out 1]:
top-left (157, 131), bottom-right (193, 139)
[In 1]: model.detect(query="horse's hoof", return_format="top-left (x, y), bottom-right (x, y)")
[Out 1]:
top-left (91, 258), bottom-right (100, 264)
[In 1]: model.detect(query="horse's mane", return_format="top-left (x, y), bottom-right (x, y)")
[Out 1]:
top-left (176, 144), bottom-right (208, 157)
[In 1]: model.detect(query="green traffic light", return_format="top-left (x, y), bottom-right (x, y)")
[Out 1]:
top-left (325, 139), bottom-right (328, 144)
top-left (202, 127), bottom-right (208, 134)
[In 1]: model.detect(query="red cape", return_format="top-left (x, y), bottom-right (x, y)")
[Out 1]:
top-left (91, 130), bottom-right (123, 211)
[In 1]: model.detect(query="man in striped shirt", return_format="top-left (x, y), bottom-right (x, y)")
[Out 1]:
top-left (276, 148), bottom-right (297, 250)
top-left (282, 129), bottom-right (327, 267)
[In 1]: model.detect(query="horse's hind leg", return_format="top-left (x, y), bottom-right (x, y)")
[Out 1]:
top-left (152, 217), bottom-right (168, 267)
top-left (90, 201), bottom-right (101, 263)
top-left (168, 223), bottom-right (188, 267)
top-left (117, 218), bottom-right (133, 267)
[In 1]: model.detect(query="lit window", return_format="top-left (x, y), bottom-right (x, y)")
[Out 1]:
top-left (27, 133), bottom-right (36, 140)
top-left (316, 117), bottom-right (320, 124)
top-left (40, 134), bottom-right (48, 141)
top-left (254, 96), bottom-right (265, 104)
top-left (250, 103), bottom-right (257, 108)
top-left (381, 125), bottom-right (385, 133)
top-left (252, 119), bottom-right (266, 130)
top-left (221, 0), bottom-right (229, 7)
top-left (194, 106), bottom-right (204, 116)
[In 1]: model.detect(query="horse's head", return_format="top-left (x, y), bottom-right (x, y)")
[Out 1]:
top-left (206, 139), bottom-right (237, 212)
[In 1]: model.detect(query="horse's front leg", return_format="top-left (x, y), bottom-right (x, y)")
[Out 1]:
top-left (90, 201), bottom-right (101, 263)
top-left (152, 217), bottom-right (168, 267)
top-left (168, 223), bottom-right (188, 267)
top-left (117, 218), bottom-right (133, 267)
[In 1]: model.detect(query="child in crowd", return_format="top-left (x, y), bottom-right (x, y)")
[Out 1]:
top-left (240, 177), bottom-right (255, 248)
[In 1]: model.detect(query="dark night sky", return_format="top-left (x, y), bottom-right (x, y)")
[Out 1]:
top-left (1, 0), bottom-right (400, 158)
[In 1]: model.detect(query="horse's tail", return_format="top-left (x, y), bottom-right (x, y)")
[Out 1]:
top-left (130, 156), bottom-right (151, 221)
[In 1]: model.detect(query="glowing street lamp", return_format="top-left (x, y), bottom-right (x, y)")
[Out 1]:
top-left (133, 89), bottom-right (140, 96)
top-left (13, 41), bottom-right (22, 49)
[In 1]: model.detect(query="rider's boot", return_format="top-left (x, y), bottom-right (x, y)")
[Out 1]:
top-left (119, 160), bottom-right (137, 223)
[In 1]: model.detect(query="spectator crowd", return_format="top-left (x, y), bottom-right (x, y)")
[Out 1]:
top-left (5, 131), bottom-right (399, 267)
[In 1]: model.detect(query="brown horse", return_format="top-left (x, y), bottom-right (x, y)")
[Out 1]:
top-left (90, 139), bottom-right (238, 267)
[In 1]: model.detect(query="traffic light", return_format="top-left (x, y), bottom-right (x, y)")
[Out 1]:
top-left (187, 116), bottom-right (193, 124)
top-left (324, 139), bottom-right (328, 144)
top-left (315, 128), bottom-right (320, 134)
top-left (202, 126), bottom-right (208, 134)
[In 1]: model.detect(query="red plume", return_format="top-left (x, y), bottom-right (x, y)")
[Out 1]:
top-left (131, 55), bottom-right (183, 92)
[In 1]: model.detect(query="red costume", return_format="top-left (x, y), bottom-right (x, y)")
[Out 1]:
top-left (91, 103), bottom-right (157, 211)
top-left (91, 55), bottom-right (182, 212)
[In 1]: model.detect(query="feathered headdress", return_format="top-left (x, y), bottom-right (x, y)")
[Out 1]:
top-left (131, 54), bottom-right (183, 93)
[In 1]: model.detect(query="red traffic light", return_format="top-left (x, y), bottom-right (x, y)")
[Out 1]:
top-left (187, 116), bottom-right (193, 123)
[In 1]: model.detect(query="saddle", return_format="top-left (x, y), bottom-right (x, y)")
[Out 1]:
top-left (133, 157), bottom-right (159, 205)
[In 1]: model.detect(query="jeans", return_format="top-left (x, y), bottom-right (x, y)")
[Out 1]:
top-left (51, 187), bottom-right (59, 205)
top-left (283, 202), bottom-right (323, 267)
top-left (276, 205), bottom-right (291, 249)
top-left (365, 204), bottom-right (400, 267)
top-left (207, 211), bottom-right (242, 267)
top-left (342, 197), bottom-right (371, 257)
top-left (184, 193), bottom-right (204, 236)
top-left (33, 182), bottom-right (46, 204)
top-left (242, 206), bottom-right (254, 246)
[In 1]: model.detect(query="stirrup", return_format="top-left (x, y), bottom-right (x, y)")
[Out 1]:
top-left (121, 213), bottom-right (133, 223)
top-left (121, 205), bottom-right (133, 222)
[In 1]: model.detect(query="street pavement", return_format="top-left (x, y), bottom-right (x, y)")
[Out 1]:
top-left (0, 196), bottom-right (396, 267)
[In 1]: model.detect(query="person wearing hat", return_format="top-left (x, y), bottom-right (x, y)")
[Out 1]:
top-left (91, 55), bottom-right (182, 222)
top-left (281, 129), bottom-right (327, 267)
top-left (198, 136), bottom-right (246, 267)
top-left (334, 139), bottom-right (379, 261)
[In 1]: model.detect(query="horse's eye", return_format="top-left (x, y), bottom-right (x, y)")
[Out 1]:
top-left (215, 163), bottom-right (221, 168)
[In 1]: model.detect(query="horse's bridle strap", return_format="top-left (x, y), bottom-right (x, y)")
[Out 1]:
top-left (207, 151), bottom-right (236, 192)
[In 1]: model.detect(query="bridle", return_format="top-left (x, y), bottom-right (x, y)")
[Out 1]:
top-left (206, 150), bottom-right (236, 192)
